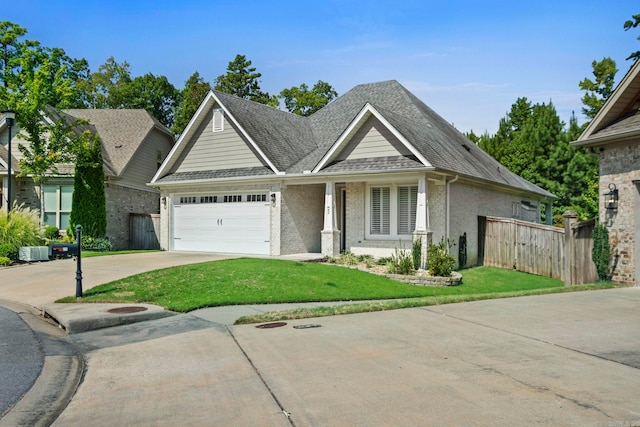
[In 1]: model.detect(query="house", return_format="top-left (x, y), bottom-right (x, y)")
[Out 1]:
top-left (573, 60), bottom-right (640, 285)
top-left (150, 81), bottom-right (554, 265)
top-left (1, 109), bottom-right (174, 250)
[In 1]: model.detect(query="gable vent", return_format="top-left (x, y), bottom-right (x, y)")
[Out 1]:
top-left (213, 109), bottom-right (224, 132)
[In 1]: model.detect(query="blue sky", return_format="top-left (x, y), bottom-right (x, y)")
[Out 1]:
top-left (7, 1), bottom-right (637, 134)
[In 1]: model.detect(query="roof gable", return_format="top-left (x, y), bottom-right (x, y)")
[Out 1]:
top-left (313, 103), bottom-right (431, 172)
top-left (576, 60), bottom-right (640, 146)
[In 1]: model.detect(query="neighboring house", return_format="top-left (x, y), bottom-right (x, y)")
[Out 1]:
top-left (573, 60), bottom-right (640, 285)
top-left (0, 109), bottom-right (174, 250)
top-left (150, 80), bottom-right (554, 265)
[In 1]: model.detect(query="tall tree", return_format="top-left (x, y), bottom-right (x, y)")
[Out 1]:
top-left (172, 71), bottom-right (211, 135)
top-left (279, 80), bottom-right (338, 116)
top-left (69, 130), bottom-right (106, 238)
top-left (578, 57), bottom-right (618, 120)
top-left (624, 13), bottom-right (640, 61)
top-left (214, 54), bottom-right (278, 106)
top-left (79, 57), bottom-right (179, 127)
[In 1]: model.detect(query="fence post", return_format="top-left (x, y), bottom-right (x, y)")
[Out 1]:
top-left (563, 211), bottom-right (578, 286)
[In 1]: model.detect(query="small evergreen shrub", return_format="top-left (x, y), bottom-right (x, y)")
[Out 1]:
top-left (592, 221), bottom-right (611, 281)
top-left (0, 256), bottom-right (11, 266)
top-left (81, 237), bottom-right (112, 252)
top-left (0, 243), bottom-right (18, 260)
top-left (412, 239), bottom-right (422, 270)
top-left (427, 238), bottom-right (456, 277)
top-left (387, 247), bottom-right (415, 275)
top-left (45, 226), bottom-right (60, 240)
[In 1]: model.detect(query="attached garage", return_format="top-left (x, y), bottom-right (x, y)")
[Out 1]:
top-left (171, 193), bottom-right (271, 254)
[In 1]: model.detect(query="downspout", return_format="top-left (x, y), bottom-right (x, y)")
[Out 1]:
top-left (446, 175), bottom-right (459, 242)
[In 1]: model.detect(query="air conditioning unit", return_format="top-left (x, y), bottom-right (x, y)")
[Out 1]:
top-left (18, 246), bottom-right (50, 262)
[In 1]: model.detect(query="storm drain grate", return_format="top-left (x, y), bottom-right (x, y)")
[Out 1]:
top-left (107, 306), bottom-right (148, 314)
top-left (293, 324), bottom-right (322, 329)
top-left (255, 322), bottom-right (287, 329)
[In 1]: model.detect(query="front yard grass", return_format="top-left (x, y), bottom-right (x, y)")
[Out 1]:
top-left (57, 258), bottom-right (618, 315)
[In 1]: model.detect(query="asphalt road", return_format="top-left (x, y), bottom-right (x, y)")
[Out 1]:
top-left (0, 306), bottom-right (43, 417)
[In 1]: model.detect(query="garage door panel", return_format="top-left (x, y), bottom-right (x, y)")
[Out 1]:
top-left (172, 201), bottom-right (270, 255)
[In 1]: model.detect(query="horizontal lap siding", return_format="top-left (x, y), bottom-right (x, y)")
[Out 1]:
top-left (175, 110), bottom-right (263, 173)
top-left (340, 117), bottom-right (408, 161)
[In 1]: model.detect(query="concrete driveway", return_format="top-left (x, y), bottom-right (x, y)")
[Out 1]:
top-left (0, 251), bottom-right (232, 308)
top-left (2, 253), bottom-right (640, 425)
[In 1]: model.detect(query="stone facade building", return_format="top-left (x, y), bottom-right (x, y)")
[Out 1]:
top-left (574, 60), bottom-right (640, 285)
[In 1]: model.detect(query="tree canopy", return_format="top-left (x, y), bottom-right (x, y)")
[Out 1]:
top-left (213, 54), bottom-right (278, 107)
top-left (578, 57), bottom-right (618, 120)
top-left (280, 80), bottom-right (338, 116)
top-left (172, 71), bottom-right (211, 136)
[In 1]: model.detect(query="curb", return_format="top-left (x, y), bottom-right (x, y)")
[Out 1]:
top-left (0, 300), bottom-right (84, 427)
top-left (43, 303), bottom-right (177, 334)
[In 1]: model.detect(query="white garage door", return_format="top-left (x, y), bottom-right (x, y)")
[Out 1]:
top-left (172, 193), bottom-right (270, 255)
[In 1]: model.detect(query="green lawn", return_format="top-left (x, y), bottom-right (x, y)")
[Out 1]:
top-left (56, 258), bottom-right (616, 313)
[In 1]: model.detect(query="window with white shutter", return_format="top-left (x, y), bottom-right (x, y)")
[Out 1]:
top-left (366, 183), bottom-right (419, 239)
top-left (397, 185), bottom-right (418, 235)
top-left (370, 187), bottom-right (390, 235)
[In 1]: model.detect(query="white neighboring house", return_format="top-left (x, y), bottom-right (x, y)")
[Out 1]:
top-left (150, 81), bottom-right (554, 265)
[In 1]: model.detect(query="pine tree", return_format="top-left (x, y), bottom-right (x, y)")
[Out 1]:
top-left (213, 54), bottom-right (278, 106)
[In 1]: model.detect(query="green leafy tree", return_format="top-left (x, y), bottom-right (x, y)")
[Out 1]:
top-left (172, 71), bottom-right (211, 135)
top-left (624, 13), bottom-right (640, 61)
top-left (578, 57), bottom-right (618, 120)
top-left (214, 54), bottom-right (278, 106)
top-left (279, 80), bottom-right (338, 116)
top-left (79, 57), bottom-right (179, 127)
top-left (69, 131), bottom-right (106, 238)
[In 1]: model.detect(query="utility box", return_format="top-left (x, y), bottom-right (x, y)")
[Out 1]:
top-left (49, 243), bottom-right (79, 258)
top-left (18, 246), bottom-right (50, 262)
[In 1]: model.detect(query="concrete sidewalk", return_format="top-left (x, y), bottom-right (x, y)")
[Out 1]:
top-left (2, 253), bottom-right (640, 426)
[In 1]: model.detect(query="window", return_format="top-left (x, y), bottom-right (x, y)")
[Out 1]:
top-left (368, 184), bottom-right (418, 238)
top-left (43, 185), bottom-right (73, 229)
top-left (213, 109), bottom-right (224, 132)
top-left (370, 187), bottom-right (390, 235)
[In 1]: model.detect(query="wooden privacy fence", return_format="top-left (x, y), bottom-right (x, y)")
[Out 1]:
top-left (129, 213), bottom-right (161, 250)
top-left (479, 212), bottom-right (598, 285)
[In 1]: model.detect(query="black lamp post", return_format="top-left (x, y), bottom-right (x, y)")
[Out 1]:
top-left (3, 110), bottom-right (16, 214)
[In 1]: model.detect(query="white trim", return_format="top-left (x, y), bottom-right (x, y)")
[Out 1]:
top-left (312, 103), bottom-right (432, 173)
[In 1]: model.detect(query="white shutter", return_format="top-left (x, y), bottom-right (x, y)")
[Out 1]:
top-left (370, 187), bottom-right (390, 235)
top-left (397, 186), bottom-right (417, 235)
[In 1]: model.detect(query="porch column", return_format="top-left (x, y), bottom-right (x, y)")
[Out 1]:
top-left (413, 175), bottom-right (432, 269)
top-left (321, 181), bottom-right (340, 257)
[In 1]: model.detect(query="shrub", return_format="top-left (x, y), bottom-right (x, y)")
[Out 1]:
top-left (336, 251), bottom-right (358, 266)
top-left (0, 243), bottom-right (18, 260)
top-left (81, 236), bottom-right (112, 252)
top-left (427, 238), bottom-right (456, 277)
top-left (0, 205), bottom-right (44, 249)
top-left (412, 239), bottom-right (422, 270)
top-left (387, 247), bottom-right (415, 275)
top-left (376, 257), bottom-right (391, 266)
top-left (45, 226), bottom-right (60, 240)
top-left (0, 256), bottom-right (11, 266)
top-left (592, 221), bottom-right (611, 281)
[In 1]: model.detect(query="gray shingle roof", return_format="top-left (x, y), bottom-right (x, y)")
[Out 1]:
top-left (155, 166), bottom-right (275, 183)
top-left (62, 109), bottom-right (173, 177)
top-left (159, 81), bottom-right (553, 198)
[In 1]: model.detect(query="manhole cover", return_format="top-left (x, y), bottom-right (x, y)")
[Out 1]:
top-left (255, 322), bottom-right (287, 329)
top-left (107, 306), bottom-right (148, 314)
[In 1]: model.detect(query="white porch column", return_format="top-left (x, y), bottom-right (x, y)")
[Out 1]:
top-left (321, 181), bottom-right (340, 256)
top-left (413, 175), bottom-right (432, 269)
